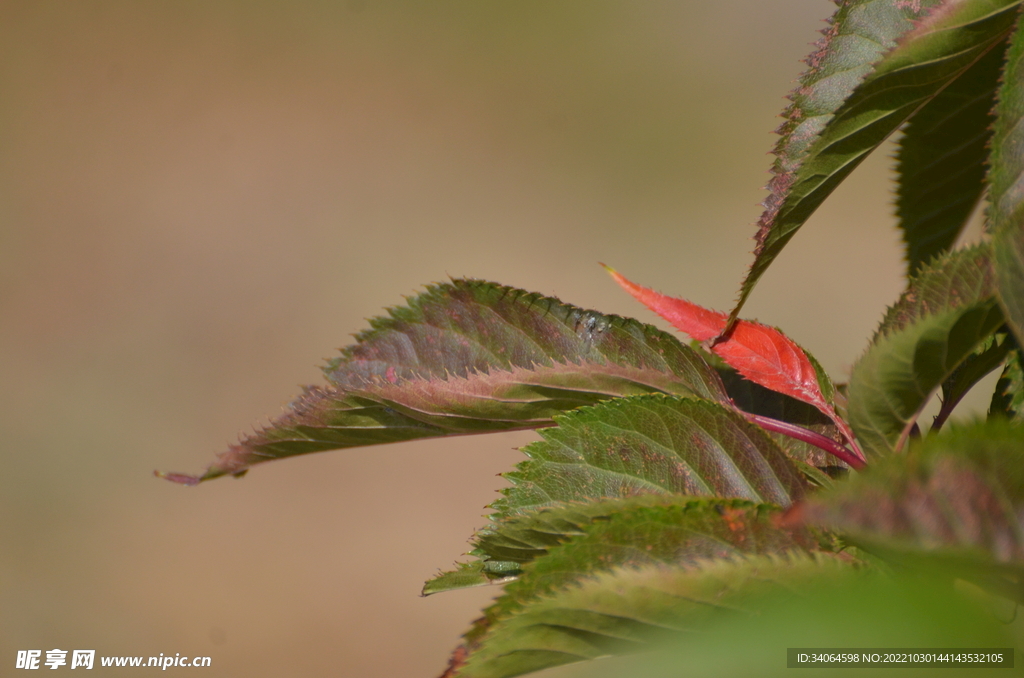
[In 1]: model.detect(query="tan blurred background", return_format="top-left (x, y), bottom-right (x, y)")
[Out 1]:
top-left (1, 2), bottom-right (919, 676)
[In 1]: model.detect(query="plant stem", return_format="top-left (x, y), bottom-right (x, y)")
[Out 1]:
top-left (931, 398), bottom-right (956, 433)
top-left (743, 413), bottom-right (865, 470)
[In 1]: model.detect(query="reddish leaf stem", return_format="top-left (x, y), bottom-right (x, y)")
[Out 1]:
top-left (743, 413), bottom-right (865, 470)
top-left (605, 266), bottom-right (866, 461)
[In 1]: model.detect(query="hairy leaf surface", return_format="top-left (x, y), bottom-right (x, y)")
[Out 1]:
top-left (990, 348), bottom-right (1024, 419)
top-left (935, 330), bottom-right (1015, 429)
top-left (423, 562), bottom-right (513, 596)
top-left (801, 419), bottom-right (1024, 594)
top-left (990, 11), bottom-right (1024, 344)
top-left (446, 499), bottom-right (816, 675)
top-left (847, 245), bottom-right (1004, 455)
top-left (896, 33), bottom-right (1009, 275)
top-left (734, 0), bottom-right (1021, 318)
top-left (425, 497), bottom-right (671, 596)
top-left (456, 553), bottom-right (855, 678)
top-left (161, 280), bottom-right (727, 483)
top-left (424, 396), bottom-right (808, 594)
top-left (426, 494), bottom-right (783, 595)
top-left (494, 394), bottom-right (809, 519)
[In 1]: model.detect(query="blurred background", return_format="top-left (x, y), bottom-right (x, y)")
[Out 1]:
top-left (0, 2), bottom-right (939, 676)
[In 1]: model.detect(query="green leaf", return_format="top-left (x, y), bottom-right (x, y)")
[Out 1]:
top-left (163, 280), bottom-right (728, 483)
top-left (801, 418), bottom-right (1024, 596)
top-left (732, 0), bottom-right (1021, 320)
top-left (847, 245), bottom-right (1004, 456)
top-left (494, 394), bottom-right (809, 518)
top-left (423, 562), bottom-right (516, 596)
top-left (990, 347), bottom-right (1024, 419)
top-left (935, 330), bottom-right (1015, 429)
top-left (427, 495), bottom-right (751, 595)
top-left (896, 31), bottom-right (1010, 276)
top-left (455, 500), bottom-right (816, 664)
top-left (567, 568), bottom-right (1016, 678)
top-left (425, 395), bottom-right (810, 594)
top-left (425, 497), bottom-right (666, 595)
top-left (456, 553), bottom-right (855, 678)
top-left (990, 14), bottom-right (1024, 344)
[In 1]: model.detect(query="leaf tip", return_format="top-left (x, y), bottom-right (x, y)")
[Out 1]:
top-left (153, 469), bottom-right (202, 486)
top-left (601, 263), bottom-right (640, 296)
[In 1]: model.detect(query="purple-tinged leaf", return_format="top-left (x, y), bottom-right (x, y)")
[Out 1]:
top-left (159, 280), bottom-right (728, 483)
top-left (989, 12), bottom-right (1024, 344)
top-left (799, 419), bottom-right (1024, 597)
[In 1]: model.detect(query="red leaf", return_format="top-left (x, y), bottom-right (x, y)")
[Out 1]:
top-left (606, 266), bottom-right (862, 459)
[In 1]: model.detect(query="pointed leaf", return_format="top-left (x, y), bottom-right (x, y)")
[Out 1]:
top-left (934, 330), bottom-right (1015, 429)
top-left (424, 395), bottom-right (809, 594)
top-left (322, 280), bottom-right (723, 398)
top-left (990, 347), bottom-right (1024, 419)
top-left (896, 32), bottom-right (1010, 275)
top-left (990, 14), bottom-right (1024, 344)
top-left (848, 245), bottom-right (1004, 455)
top-left (162, 280), bottom-right (728, 482)
top-left (423, 562), bottom-right (515, 596)
top-left (456, 553), bottom-right (856, 678)
top-left (494, 394), bottom-right (809, 519)
top-left (801, 419), bottom-right (1024, 594)
top-left (474, 497), bottom-right (668, 569)
top-left (459, 500), bottom-right (817, 656)
top-left (607, 268), bottom-right (858, 454)
top-left (733, 0), bottom-right (1021, 318)
top-left (426, 494), bottom-right (778, 595)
